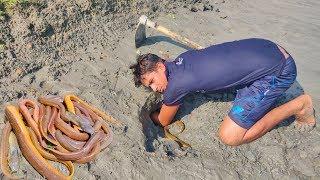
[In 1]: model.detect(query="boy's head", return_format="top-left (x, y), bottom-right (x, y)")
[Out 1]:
top-left (130, 53), bottom-right (168, 93)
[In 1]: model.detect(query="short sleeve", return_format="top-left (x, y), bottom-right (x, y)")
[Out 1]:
top-left (163, 83), bottom-right (188, 106)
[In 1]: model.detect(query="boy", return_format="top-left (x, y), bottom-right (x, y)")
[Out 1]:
top-left (130, 38), bottom-right (316, 146)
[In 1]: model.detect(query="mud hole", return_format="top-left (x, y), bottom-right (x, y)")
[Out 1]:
top-left (1, 0), bottom-right (320, 179)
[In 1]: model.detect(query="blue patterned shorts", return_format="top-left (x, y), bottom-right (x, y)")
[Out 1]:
top-left (228, 57), bottom-right (297, 129)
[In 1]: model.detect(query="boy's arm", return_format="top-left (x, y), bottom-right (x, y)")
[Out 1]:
top-left (150, 104), bottom-right (179, 127)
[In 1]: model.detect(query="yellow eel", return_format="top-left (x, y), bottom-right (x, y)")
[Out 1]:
top-left (164, 120), bottom-right (191, 148)
top-left (64, 94), bottom-right (122, 125)
top-left (5, 105), bottom-right (73, 180)
top-left (28, 128), bottom-right (74, 177)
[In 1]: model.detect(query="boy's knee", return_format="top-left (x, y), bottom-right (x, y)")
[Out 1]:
top-left (218, 127), bottom-right (242, 146)
top-left (218, 116), bottom-right (247, 146)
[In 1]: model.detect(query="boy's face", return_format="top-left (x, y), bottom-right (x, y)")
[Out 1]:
top-left (141, 62), bottom-right (168, 93)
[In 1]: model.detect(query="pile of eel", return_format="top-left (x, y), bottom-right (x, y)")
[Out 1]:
top-left (0, 94), bottom-right (121, 180)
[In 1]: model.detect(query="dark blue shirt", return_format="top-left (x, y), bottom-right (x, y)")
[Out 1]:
top-left (163, 38), bottom-right (286, 105)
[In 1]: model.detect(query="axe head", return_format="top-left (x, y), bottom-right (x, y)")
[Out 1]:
top-left (135, 15), bottom-right (149, 48)
top-left (135, 23), bottom-right (146, 48)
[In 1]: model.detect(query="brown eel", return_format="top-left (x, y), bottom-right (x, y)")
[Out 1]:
top-left (48, 130), bottom-right (104, 161)
top-left (91, 119), bottom-right (113, 150)
top-left (75, 142), bottom-right (101, 164)
top-left (73, 101), bottom-right (92, 120)
top-left (75, 101), bottom-right (101, 122)
top-left (54, 115), bottom-right (89, 141)
top-left (38, 104), bottom-right (45, 124)
top-left (18, 99), bottom-right (43, 146)
top-left (38, 97), bottom-right (79, 126)
top-left (75, 121), bottom-right (113, 163)
top-left (48, 107), bottom-right (58, 139)
top-left (100, 122), bottom-right (114, 150)
top-left (39, 96), bottom-right (89, 141)
top-left (55, 130), bottom-right (86, 152)
top-left (5, 105), bottom-right (73, 180)
top-left (65, 111), bottom-right (94, 135)
top-left (39, 105), bottom-right (59, 146)
top-left (28, 127), bottom-right (74, 177)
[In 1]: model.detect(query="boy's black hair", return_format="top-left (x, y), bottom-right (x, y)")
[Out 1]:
top-left (129, 53), bottom-right (165, 87)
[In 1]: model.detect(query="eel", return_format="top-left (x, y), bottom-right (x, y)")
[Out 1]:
top-left (38, 104), bottom-right (45, 125)
top-left (64, 94), bottom-right (122, 125)
top-left (48, 107), bottom-right (58, 139)
top-left (100, 123), bottom-right (114, 150)
top-left (0, 122), bottom-right (23, 179)
top-left (5, 105), bottom-right (73, 180)
top-left (18, 99), bottom-right (43, 145)
top-left (75, 142), bottom-right (101, 164)
top-left (44, 95), bottom-right (64, 103)
top-left (92, 120), bottom-right (113, 150)
top-left (28, 128), bottom-right (74, 177)
top-left (38, 97), bottom-right (79, 126)
top-left (39, 105), bottom-right (59, 146)
top-left (73, 101), bottom-right (92, 120)
top-left (55, 130), bottom-right (86, 152)
top-left (76, 102), bottom-right (101, 122)
top-left (48, 130), bottom-right (104, 161)
top-left (18, 99), bottom-right (40, 123)
top-left (74, 106), bottom-right (83, 117)
top-left (40, 106), bottom-right (51, 138)
top-left (55, 143), bottom-right (71, 153)
top-left (75, 121), bottom-right (114, 163)
top-left (164, 120), bottom-right (191, 148)
top-left (54, 115), bottom-right (89, 141)
top-left (65, 111), bottom-right (94, 135)
top-left (39, 96), bottom-right (90, 141)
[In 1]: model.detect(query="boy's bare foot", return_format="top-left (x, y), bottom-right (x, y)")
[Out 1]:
top-left (294, 94), bottom-right (316, 130)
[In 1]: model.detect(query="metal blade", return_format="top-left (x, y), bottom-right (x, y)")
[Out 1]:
top-left (135, 23), bottom-right (146, 48)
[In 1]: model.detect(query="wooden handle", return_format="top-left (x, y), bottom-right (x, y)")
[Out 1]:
top-left (141, 15), bottom-right (203, 50)
top-left (156, 25), bottom-right (203, 50)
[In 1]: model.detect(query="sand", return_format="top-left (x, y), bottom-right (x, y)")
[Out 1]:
top-left (0, 0), bottom-right (319, 179)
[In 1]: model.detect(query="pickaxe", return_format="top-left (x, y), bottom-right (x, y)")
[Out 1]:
top-left (135, 15), bottom-right (204, 50)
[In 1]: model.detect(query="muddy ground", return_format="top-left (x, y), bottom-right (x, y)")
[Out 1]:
top-left (0, 0), bottom-right (320, 179)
